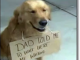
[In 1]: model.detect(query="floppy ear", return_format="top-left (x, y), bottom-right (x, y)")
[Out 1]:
top-left (14, 7), bottom-right (24, 23)
top-left (7, 17), bottom-right (18, 35)
top-left (14, 7), bottom-right (21, 18)
top-left (6, 7), bottom-right (22, 35)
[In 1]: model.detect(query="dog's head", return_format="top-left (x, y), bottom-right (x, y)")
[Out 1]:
top-left (14, 0), bottom-right (51, 32)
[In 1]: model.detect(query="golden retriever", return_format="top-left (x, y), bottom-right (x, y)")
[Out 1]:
top-left (1, 0), bottom-right (51, 60)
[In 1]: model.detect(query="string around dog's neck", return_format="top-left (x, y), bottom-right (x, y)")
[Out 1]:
top-left (21, 31), bottom-right (33, 55)
top-left (22, 31), bottom-right (25, 41)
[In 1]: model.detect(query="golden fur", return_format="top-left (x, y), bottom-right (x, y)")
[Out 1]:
top-left (1, 0), bottom-right (51, 60)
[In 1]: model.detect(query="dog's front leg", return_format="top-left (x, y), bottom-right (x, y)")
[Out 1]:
top-left (36, 57), bottom-right (43, 60)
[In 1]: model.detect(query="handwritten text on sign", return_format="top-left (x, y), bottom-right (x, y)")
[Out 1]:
top-left (9, 31), bottom-right (61, 60)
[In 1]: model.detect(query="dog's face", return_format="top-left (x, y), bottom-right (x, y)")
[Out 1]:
top-left (14, 0), bottom-right (51, 32)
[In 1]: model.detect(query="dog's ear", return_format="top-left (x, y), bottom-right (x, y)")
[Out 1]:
top-left (14, 7), bottom-right (21, 18)
top-left (14, 7), bottom-right (24, 23)
top-left (7, 7), bottom-right (22, 34)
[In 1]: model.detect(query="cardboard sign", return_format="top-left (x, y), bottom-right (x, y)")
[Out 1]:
top-left (9, 31), bottom-right (61, 60)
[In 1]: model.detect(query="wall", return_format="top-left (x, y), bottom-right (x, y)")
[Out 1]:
top-left (45, 0), bottom-right (77, 9)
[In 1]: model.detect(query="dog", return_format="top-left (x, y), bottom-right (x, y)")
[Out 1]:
top-left (1, 0), bottom-right (51, 60)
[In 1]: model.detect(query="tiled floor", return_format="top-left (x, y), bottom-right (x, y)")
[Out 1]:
top-left (44, 8), bottom-right (76, 60)
top-left (1, 1), bottom-right (76, 60)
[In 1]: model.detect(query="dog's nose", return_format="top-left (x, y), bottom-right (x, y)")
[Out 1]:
top-left (39, 20), bottom-right (47, 26)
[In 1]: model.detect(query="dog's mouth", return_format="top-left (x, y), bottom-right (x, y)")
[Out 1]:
top-left (30, 22), bottom-right (45, 32)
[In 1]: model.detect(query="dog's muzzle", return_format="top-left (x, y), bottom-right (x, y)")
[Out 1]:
top-left (39, 20), bottom-right (47, 27)
top-left (30, 22), bottom-right (46, 32)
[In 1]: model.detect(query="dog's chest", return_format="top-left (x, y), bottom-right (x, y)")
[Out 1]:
top-left (10, 30), bottom-right (41, 41)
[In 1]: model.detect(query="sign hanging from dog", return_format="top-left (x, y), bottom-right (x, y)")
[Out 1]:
top-left (9, 31), bottom-right (61, 60)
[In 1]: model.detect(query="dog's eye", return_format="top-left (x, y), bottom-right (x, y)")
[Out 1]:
top-left (43, 9), bottom-right (46, 12)
top-left (30, 10), bottom-right (36, 13)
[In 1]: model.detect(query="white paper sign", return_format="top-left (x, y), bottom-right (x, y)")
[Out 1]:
top-left (9, 31), bottom-right (61, 60)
